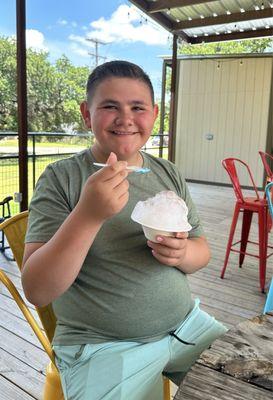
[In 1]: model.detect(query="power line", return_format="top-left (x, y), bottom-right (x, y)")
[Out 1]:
top-left (86, 38), bottom-right (109, 67)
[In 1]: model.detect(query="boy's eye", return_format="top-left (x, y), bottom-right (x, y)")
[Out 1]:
top-left (103, 105), bottom-right (117, 109)
top-left (133, 106), bottom-right (145, 111)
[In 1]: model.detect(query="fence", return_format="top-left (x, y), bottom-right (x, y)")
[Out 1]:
top-left (0, 131), bottom-right (169, 214)
top-left (0, 132), bottom-right (93, 214)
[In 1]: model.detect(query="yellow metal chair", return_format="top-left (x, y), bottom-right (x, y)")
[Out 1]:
top-left (0, 211), bottom-right (64, 400)
top-left (0, 211), bottom-right (171, 400)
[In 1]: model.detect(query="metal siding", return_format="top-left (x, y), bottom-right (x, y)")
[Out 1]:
top-left (175, 56), bottom-right (273, 186)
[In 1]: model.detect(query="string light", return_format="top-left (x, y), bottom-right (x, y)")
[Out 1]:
top-left (200, 15), bottom-right (205, 19)
top-left (213, 12), bottom-right (218, 17)
top-left (188, 16), bottom-right (192, 21)
top-left (226, 10), bottom-right (231, 15)
top-left (240, 8), bottom-right (245, 13)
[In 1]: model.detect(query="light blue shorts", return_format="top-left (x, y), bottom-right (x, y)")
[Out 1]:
top-left (53, 299), bottom-right (227, 400)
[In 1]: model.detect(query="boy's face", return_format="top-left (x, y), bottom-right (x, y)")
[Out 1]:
top-left (80, 77), bottom-right (158, 164)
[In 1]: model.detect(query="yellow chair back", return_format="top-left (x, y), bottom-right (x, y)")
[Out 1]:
top-left (0, 211), bottom-right (63, 399)
top-left (0, 211), bottom-right (57, 342)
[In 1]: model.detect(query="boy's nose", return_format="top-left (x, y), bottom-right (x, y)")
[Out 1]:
top-left (115, 110), bottom-right (133, 126)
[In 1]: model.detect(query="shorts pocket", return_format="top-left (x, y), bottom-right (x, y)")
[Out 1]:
top-left (53, 344), bottom-right (88, 371)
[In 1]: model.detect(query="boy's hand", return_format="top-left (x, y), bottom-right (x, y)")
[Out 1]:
top-left (147, 232), bottom-right (189, 267)
top-left (76, 152), bottom-right (129, 223)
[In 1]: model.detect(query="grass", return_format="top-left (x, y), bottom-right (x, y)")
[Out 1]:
top-left (0, 142), bottom-right (169, 215)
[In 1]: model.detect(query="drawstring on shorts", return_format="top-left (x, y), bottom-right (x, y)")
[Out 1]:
top-left (169, 332), bottom-right (195, 346)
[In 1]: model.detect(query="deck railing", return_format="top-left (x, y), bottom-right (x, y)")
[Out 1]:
top-left (0, 131), bottom-right (168, 213)
top-left (0, 132), bottom-right (93, 213)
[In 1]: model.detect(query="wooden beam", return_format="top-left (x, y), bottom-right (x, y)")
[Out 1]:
top-left (129, 0), bottom-right (175, 31)
top-left (174, 7), bottom-right (273, 30)
top-left (148, 0), bottom-right (217, 13)
top-left (190, 27), bottom-right (273, 44)
top-left (130, 0), bottom-right (192, 41)
top-left (16, 0), bottom-right (28, 211)
top-left (168, 34), bottom-right (178, 163)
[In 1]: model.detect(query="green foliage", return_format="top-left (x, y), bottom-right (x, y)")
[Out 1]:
top-left (179, 38), bottom-right (272, 55)
top-left (0, 36), bottom-right (90, 132)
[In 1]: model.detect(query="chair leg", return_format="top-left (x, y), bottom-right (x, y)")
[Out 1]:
top-left (239, 210), bottom-right (253, 267)
top-left (221, 203), bottom-right (240, 279)
top-left (258, 207), bottom-right (268, 293)
top-left (267, 211), bottom-right (272, 233)
top-left (43, 361), bottom-right (64, 400)
top-left (163, 376), bottom-right (171, 400)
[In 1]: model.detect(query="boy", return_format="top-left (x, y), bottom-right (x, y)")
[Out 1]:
top-left (22, 60), bottom-right (226, 400)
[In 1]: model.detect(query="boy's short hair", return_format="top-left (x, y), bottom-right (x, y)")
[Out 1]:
top-left (86, 60), bottom-right (154, 105)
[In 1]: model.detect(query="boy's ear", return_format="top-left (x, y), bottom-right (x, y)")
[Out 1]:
top-left (80, 101), bottom-right (92, 129)
top-left (153, 104), bottom-right (159, 121)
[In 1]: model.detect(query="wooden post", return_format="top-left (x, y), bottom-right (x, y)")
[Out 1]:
top-left (168, 34), bottom-right (178, 162)
top-left (159, 60), bottom-right (167, 159)
top-left (16, 0), bottom-right (28, 211)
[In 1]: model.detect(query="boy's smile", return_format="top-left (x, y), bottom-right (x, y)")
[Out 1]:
top-left (81, 77), bottom-right (158, 165)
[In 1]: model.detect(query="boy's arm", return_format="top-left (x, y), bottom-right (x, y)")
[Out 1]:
top-left (147, 233), bottom-right (211, 274)
top-left (22, 157), bottom-right (129, 307)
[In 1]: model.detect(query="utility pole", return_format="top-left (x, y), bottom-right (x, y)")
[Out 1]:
top-left (86, 38), bottom-right (108, 67)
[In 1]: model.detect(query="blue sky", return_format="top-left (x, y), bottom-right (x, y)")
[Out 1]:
top-left (0, 0), bottom-right (172, 98)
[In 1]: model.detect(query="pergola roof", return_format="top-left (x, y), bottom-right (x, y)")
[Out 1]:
top-left (130, 0), bottom-right (273, 43)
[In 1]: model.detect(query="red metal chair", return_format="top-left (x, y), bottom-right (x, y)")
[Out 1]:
top-left (221, 158), bottom-right (273, 293)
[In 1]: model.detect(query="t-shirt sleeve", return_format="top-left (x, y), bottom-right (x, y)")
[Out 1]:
top-left (25, 164), bottom-right (71, 243)
top-left (181, 178), bottom-right (205, 238)
top-left (172, 166), bottom-right (205, 238)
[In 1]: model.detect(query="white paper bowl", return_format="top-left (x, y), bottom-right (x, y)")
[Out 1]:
top-left (142, 225), bottom-right (175, 242)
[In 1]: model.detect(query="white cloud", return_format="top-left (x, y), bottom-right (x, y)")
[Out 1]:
top-left (70, 43), bottom-right (90, 58)
top-left (68, 34), bottom-right (95, 48)
top-left (58, 19), bottom-right (68, 25)
top-left (26, 29), bottom-right (48, 51)
top-left (86, 4), bottom-right (169, 46)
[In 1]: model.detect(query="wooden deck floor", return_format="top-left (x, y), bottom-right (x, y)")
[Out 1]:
top-left (0, 182), bottom-right (272, 399)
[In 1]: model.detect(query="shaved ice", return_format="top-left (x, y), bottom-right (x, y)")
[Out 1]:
top-left (131, 191), bottom-right (192, 240)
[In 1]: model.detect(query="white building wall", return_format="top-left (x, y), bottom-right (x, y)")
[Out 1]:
top-left (174, 56), bottom-right (273, 186)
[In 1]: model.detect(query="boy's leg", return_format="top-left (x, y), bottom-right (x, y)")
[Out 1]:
top-left (53, 338), bottom-right (169, 400)
top-left (163, 299), bottom-right (228, 386)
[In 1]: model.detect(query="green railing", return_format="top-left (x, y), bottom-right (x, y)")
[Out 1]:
top-left (0, 132), bottom-right (93, 214)
top-left (0, 131), bottom-right (168, 214)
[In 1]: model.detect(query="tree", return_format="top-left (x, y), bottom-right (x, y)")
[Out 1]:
top-left (0, 36), bottom-right (90, 133)
top-left (178, 37), bottom-right (272, 55)
top-left (0, 37), bottom-right (17, 130)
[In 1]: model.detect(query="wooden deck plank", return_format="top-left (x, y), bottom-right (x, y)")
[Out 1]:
top-left (174, 364), bottom-right (273, 400)
top-left (0, 376), bottom-right (36, 400)
top-left (0, 349), bottom-right (44, 399)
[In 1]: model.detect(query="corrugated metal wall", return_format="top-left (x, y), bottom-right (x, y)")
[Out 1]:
top-left (174, 56), bottom-right (273, 187)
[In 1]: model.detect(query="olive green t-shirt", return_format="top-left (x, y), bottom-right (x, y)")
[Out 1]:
top-left (26, 149), bottom-right (204, 345)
